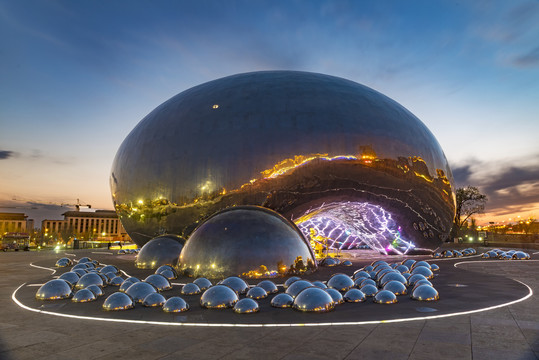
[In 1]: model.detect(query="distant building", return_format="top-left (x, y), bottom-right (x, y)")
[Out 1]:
top-left (0, 212), bottom-right (33, 233)
top-left (41, 210), bottom-right (129, 242)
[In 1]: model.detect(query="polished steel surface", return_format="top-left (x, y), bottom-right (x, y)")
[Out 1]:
top-left (102, 292), bottom-right (135, 311)
top-left (312, 280), bottom-right (328, 289)
top-left (199, 285), bottom-right (239, 309)
top-left (407, 274), bottom-right (428, 287)
top-left (219, 277), bottom-right (250, 294)
top-left (284, 276), bottom-right (301, 289)
top-left (383, 280), bottom-right (408, 295)
top-left (193, 278), bottom-right (213, 291)
top-left (373, 289), bottom-right (398, 304)
top-left (233, 298), bottom-right (260, 314)
top-left (71, 263), bottom-right (89, 272)
top-left (75, 273), bottom-right (104, 290)
top-left (285, 280), bottom-right (314, 298)
top-left (325, 288), bottom-right (344, 304)
top-left (412, 279), bottom-right (433, 291)
top-left (352, 270), bottom-right (370, 280)
top-left (342, 260), bottom-right (353, 266)
top-left (72, 289), bottom-right (97, 303)
top-left (256, 280), bottom-right (278, 294)
top-left (327, 273), bottom-right (354, 292)
top-left (125, 282), bottom-right (157, 303)
top-left (35, 279), bottom-right (72, 300)
top-left (380, 272), bottom-right (407, 286)
top-left (359, 284), bottom-right (378, 297)
top-left (119, 280), bottom-right (136, 293)
top-left (411, 261), bottom-right (431, 269)
top-left (411, 266), bottom-right (434, 279)
top-left (343, 288), bottom-right (366, 302)
top-left (270, 293), bottom-right (294, 308)
top-left (72, 269), bottom-right (87, 277)
top-left (293, 287), bottom-right (335, 312)
top-left (402, 259), bottom-right (416, 269)
top-left (58, 271), bottom-right (80, 286)
top-left (513, 251), bottom-right (530, 260)
top-left (246, 286), bottom-right (268, 299)
top-left (100, 265), bottom-right (119, 276)
top-left (319, 257), bottom-right (339, 267)
top-left (78, 257), bottom-right (92, 263)
top-left (142, 293), bottom-right (167, 307)
top-left (86, 284), bottom-right (104, 297)
top-left (156, 265), bottom-right (178, 279)
top-left (411, 285), bottom-right (440, 301)
top-left (430, 264), bottom-right (439, 271)
top-left (135, 235), bottom-right (185, 269)
top-left (55, 258), bottom-right (72, 267)
top-left (144, 274), bottom-right (172, 292)
top-left (109, 276), bottom-right (124, 286)
top-left (111, 71), bottom-right (455, 253)
top-left (181, 283), bottom-right (201, 295)
top-left (178, 206), bottom-right (316, 278)
top-left (162, 296), bottom-right (190, 313)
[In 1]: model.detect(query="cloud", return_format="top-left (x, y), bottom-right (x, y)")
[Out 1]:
top-left (0, 150), bottom-right (15, 160)
top-left (453, 156), bottom-right (539, 216)
top-left (513, 46), bottom-right (539, 68)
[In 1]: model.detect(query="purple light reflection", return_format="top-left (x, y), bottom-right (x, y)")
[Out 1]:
top-left (294, 202), bottom-right (416, 255)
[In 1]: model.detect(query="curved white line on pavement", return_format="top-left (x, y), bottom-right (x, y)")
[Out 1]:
top-left (29, 263), bottom-right (56, 274)
top-left (91, 252), bottom-right (113, 255)
top-left (11, 279), bottom-right (533, 328)
top-left (454, 260), bottom-right (539, 268)
top-left (64, 253), bottom-right (76, 257)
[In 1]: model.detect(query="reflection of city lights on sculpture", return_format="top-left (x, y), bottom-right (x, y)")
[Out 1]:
top-left (295, 201), bottom-right (420, 255)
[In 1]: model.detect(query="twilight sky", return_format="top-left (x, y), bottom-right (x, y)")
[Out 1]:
top-left (1, 0), bottom-right (538, 225)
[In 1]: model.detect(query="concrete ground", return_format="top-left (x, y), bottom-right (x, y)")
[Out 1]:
top-left (1, 249), bottom-right (538, 360)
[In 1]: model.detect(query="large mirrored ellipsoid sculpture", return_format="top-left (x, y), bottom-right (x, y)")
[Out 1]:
top-left (111, 71), bottom-right (455, 254)
top-left (179, 206), bottom-right (316, 278)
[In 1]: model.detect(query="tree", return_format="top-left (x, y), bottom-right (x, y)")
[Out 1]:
top-left (60, 226), bottom-right (75, 246)
top-left (453, 186), bottom-right (488, 237)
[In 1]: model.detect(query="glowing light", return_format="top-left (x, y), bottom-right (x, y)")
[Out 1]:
top-left (295, 202), bottom-right (416, 254)
top-left (212, 104), bottom-right (219, 109)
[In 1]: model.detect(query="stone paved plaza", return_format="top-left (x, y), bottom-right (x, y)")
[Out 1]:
top-left (1, 249), bottom-right (538, 360)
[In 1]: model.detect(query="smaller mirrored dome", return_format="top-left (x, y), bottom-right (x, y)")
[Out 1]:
top-left (359, 284), bottom-right (378, 297)
top-left (319, 257), bottom-right (338, 267)
top-left (371, 260), bottom-right (389, 267)
top-left (100, 265), bottom-right (120, 276)
top-left (432, 252), bottom-right (441, 258)
top-left (312, 280), bottom-right (328, 289)
top-left (219, 277), bottom-right (249, 294)
top-left (395, 265), bottom-right (409, 274)
top-left (156, 265), bottom-right (178, 279)
top-left (72, 289), bottom-right (96, 303)
top-left (285, 280), bottom-right (313, 298)
top-left (453, 250), bottom-right (463, 257)
top-left (109, 276), bottom-right (124, 286)
top-left (144, 274), bottom-right (172, 292)
top-left (283, 276), bottom-right (301, 289)
top-left (200, 285), bottom-right (239, 309)
top-left (256, 280), bottom-right (278, 294)
top-left (246, 286), bottom-right (268, 299)
top-left (412, 279), bottom-right (433, 291)
top-left (401, 259), bottom-right (416, 268)
top-left (142, 292), bottom-right (167, 307)
top-left (120, 280), bottom-right (136, 293)
top-left (181, 283), bottom-right (202, 295)
top-left (271, 293), bottom-right (294, 308)
top-left (59, 271), bottom-right (80, 286)
top-left (402, 272), bottom-right (412, 280)
top-left (411, 285), bottom-right (439, 301)
top-left (352, 270), bottom-right (371, 280)
top-left (513, 251), bottom-right (530, 260)
top-left (163, 296), bottom-right (190, 313)
top-left (76, 273), bottom-right (104, 289)
top-left (407, 274), bottom-right (428, 287)
top-left (411, 261), bottom-right (431, 270)
top-left (375, 268), bottom-right (395, 281)
top-left (103, 292), bottom-right (135, 311)
top-left (193, 278), bottom-right (213, 291)
top-left (443, 250), bottom-right (453, 258)
top-left (411, 267), bottom-right (434, 279)
top-left (430, 264), bottom-right (439, 271)
top-left (125, 276), bottom-right (140, 283)
top-left (84, 262), bottom-right (96, 270)
top-left (72, 263), bottom-right (89, 272)
top-left (55, 257), bottom-right (72, 267)
top-left (234, 298), bottom-right (260, 314)
top-left (342, 260), bottom-right (353, 266)
top-left (373, 289), bottom-right (398, 304)
top-left (135, 234), bottom-right (186, 269)
top-left (78, 257), bottom-right (92, 263)
top-left (380, 272), bottom-right (407, 286)
top-left (383, 280), bottom-right (407, 295)
top-left (86, 284), bottom-right (104, 297)
top-left (293, 287), bottom-right (335, 312)
top-left (343, 289), bottom-right (366, 303)
top-left (357, 278), bottom-right (376, 288)
top-left (327, 274), bottom-right (354, 292)
top-left (36, 279), bottom-right (72, 300)
top-left (325, 288), bottom-right (344, 304)
top-left (118, 249), bottom-right (126, 255)
top-left (125, 282), bottom-right (157, 303)
top-left (363, 265), bottom-right (374, 272)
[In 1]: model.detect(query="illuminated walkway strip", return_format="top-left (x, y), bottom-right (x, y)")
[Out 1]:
top-left (11, 279), bottom-right (532, 328)
top-left (91, 251), bottom-right (113, 255)
top-left (454, 260), bottom-right (539, 268)
top-left (29, 263), bottom-right (56, 274)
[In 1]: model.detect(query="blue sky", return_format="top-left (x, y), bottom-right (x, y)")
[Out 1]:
top-left (1, 0), bottom-right (538, 224)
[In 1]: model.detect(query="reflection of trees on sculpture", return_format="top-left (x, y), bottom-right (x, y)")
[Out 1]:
top-left (453, 186), bottom-right (488, 237)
